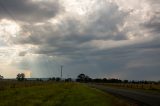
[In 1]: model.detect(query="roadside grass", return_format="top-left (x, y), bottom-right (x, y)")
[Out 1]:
top-left (95, 83), bottom-right (160, 93)
top-left (0, 82), bottom-right (129, 106)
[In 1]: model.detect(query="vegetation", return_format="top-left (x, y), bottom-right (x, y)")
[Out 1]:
top-left (76, 74), bottom-right (160, 92)
top-left (76, 74), bottom-right (92, 82)
top-left (76, 74), bottom-right (160, 84)
top-left (0, 81), bottom-right (129, 106)
top-left (0, 73), bottom-right (159, 106)
top-left (16, 73), bottom-right (25, 81)
top-left (0, 75), bottom-right (4, 80)
top-left (97, 83), bottom-right (160, 92)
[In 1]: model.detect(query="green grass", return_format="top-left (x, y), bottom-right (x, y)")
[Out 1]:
top-left (0, 82), bottom-right (129, 106)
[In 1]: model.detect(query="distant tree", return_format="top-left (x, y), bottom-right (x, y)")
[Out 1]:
top-left (92, 78), bottom-right (122, 83)
top-left (55, 77), bottom-right (61, 82)
top-left (102, 78), bottom-right (107, 82)
top-left (51, 77), bottom-right (56, 81)
top-left (76, 73), bottom-right (86, 82)
top-left (48, 78), bottom-right (52, 81)
top-left (76, 74), bottom-right (91, 82)
top-left (84, 75), bottom-right (92, 82)
top-left (65, 78), bottom-right (72, 82)
top-left (36, 78), bottom-right (43, 81)
top-left (123, 80), bottom-right (129, 83)
top-left (93, 78), bottom-right (102, 83)
top-left (108, 78), bottom-right (122, 83)
top-left (0, 75), bottom-right (3, 80)
top-left (48, 77), bottom-right (56, 81)
top-left (131, 80), bottom-right (136, 84)
top-left (16, 73), bottom-right (25, 81)
top-left (78, 74), bottom-right (85, 80)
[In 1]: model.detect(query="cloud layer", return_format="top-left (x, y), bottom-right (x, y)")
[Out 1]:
top-left (0, 0), bottom-right (160, 80)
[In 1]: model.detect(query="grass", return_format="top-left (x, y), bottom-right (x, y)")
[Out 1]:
top-left (0, 82), bottom-right (129, 106)
top-left (95, 83), bottom-right (160, 93)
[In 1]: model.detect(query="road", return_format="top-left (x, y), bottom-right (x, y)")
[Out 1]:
top-left (89, 84), bottom-right (160, 106)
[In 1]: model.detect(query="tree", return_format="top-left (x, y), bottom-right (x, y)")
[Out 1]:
top-left (76, 74), bottom-right (91, 82)
top-left (123, 80), bottom-right (128, 83)
top-left (48, 77), bottom-right (56, 81)
top-left (16, 73), bottom-right (25, 81)
top-left (55, 77), bottom-right (61, 82)
top-left (77, 74), bottom-right (86, 82)
top-left (84, 75), bottom-right (92, 82)
top-left (65, 78), bottom-right (72, 82)
top-left (0, 75), bottom-right (3, 80)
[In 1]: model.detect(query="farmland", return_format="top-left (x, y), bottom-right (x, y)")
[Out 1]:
top-left (0, 81), bottom-right (130, 106)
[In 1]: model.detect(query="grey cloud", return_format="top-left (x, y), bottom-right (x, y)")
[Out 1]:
top-left (144, 16), bottom-right (160, 34)
top-left (0, 0), bottom-right (61, 22)
top-left (143, 0), bottom-right (160, 34)
top-left (4, 0), bottom-right (160, 80)
top-left (13, 1), bottom-right (129, 57)
top-left (19, 51), bottom-right (27, 56)
top-left (85, 3), bottom-right (128, 40)
top-left (62, 38), bottom-right (160, 80)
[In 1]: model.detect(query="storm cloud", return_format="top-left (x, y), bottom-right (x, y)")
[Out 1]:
top-left (0, 0), bottom-right (160, 80)
top-left (0, 0), bottom-right (61, 22)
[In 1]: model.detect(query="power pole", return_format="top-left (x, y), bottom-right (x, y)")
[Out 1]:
top-left (60, 65), bottom-right (63, 79)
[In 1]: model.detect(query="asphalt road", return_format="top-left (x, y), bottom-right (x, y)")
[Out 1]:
top-left (89, 84), bottom-right (160, 106)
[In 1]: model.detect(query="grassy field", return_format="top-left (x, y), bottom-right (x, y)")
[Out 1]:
top-left (0, 81), bottom-right (130, 106)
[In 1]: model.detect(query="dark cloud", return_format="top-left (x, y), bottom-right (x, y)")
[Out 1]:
top-left (144, 15), bottom-right (160, 34)
top-left (143, 0), bottom-right (160, 34)
top-left (16, 35), bottom-right (159, 80)
top-left (1, 0), bottom-right (160, 80)
top-left (0, 0), bottom-right (61, 22)
top-left (13, 1), bottom-right (128, 57)
top-left (85, 2), bottom-right (128, 41)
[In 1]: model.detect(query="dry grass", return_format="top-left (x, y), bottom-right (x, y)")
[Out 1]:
top-left (97, 83), bottom-right (160, 92)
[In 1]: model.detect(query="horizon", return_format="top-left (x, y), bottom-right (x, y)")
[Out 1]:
top-left (2, 78), bottom-right (160, 82)
top-left (1, 74), bottom-right (160, 82)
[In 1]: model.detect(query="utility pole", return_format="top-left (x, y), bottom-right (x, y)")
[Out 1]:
top-left (60, 65), bottom-right (63, 79)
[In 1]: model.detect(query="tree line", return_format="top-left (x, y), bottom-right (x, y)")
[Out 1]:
top-left (1, 73), bottom-right (159, 84)
top-left (76, 74), bottom-right (160, 84)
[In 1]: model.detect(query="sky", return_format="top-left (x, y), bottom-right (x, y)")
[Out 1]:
top-left (0, 0), bottom-right (160, 80)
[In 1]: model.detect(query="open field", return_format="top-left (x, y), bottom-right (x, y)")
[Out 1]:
top-left (0, 81), bottom-right (130, 106)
